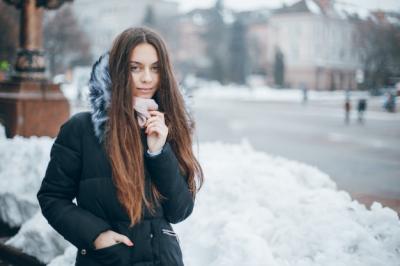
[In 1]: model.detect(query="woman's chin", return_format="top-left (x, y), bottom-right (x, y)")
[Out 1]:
top-left (134, 93), bottom-right (154, 99)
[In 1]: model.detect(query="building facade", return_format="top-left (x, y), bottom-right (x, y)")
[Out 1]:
top-left (266, 0), bottom-right (362, 90)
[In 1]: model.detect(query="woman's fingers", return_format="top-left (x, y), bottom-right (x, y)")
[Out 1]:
top-left (113, 233), bottom-right (134, 247)
top-left (145, 119), bottom-right (168, 134)
top-left (146, 120), bottom-right (163, 129)
top-left (148, 111), bottom-right (165, 122)
top-left (148, 110), bottom-right (164, 117)
top-left (144, 116), bottom-right (161, 127)
top-left (94, 230), bottom-right (134, 249)
top-left (146, 125), bottom-right (163, 136)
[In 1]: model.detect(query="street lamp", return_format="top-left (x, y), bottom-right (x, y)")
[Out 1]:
top-left (3, 0), bottom-right (73, 79)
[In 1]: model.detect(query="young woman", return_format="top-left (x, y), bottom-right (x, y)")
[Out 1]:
top-left (37, 27), bottom-right (204, 266)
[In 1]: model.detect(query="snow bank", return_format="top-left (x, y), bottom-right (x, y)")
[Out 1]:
top-left (1, 134), bottom-right (399, 265)
top-left (0, 135), bottom-right (52, 227)
top-left (176, 141), bottom-right (400, 266)
top-left (192, 83), bottom-right (370, 103)
top-left (47, 246), bottom-right (77, 266)
top-left (0, 123), bottom-right (5, 138)
top-left (6, 212), bottom-right (70, 264)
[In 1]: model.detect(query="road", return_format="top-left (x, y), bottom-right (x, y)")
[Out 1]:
top-left (192, 98), bottom-right (400, 211)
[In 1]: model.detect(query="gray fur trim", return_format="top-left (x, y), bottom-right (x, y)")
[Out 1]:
top-left (88, 53), bottom-right (111, 143)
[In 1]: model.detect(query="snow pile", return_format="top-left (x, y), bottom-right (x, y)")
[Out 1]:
top-left (1, 134), bottom-right (399, 265)
top-left (176, 141), bottom-right (400, 266)
top-left (0, 135), bottom-right (53, 227)
top-left (47, 246), bottom-right (77, 266)
top-left (0, 123), bottom-right (5, 138)
top-left (6, 212), bottom-right (70, 264)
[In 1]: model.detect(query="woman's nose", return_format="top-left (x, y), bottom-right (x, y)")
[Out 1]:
top-left (141, 68), bottom-right (152, 83)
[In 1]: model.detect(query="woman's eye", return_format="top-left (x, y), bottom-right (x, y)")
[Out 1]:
top-left (130, 66), bottom-right (140, 72)
top-left (151, 66), bottom-right (160, 72)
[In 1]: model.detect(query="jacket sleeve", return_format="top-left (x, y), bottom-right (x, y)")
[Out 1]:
top-left (37, 115), bottom-right (111, 250)
top-left (144, 143), bottom-right (194, 224)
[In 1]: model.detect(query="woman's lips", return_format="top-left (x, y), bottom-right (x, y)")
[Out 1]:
top-left (137, 88), bottom-right (152, 91)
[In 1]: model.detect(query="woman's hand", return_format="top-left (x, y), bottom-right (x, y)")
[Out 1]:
top-left (145, 110), bottom-right (168, 153)
top-left (93, 230), bottom-right (134, 250)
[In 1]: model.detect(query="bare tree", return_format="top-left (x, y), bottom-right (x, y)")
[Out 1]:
top-left (355, 11), bottom-right (400, 90)
top-left (273, 47), bottom-right (285, 88)
top-left (204, 0), bottom-right (229, 84)
top-left (44, 4), bottom-right (92, 77)
top-left (143, 5), bottom-right (156, 27)
top-left (229, 18), bottom-right (248, 84)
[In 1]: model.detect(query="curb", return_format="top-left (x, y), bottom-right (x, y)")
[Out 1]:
top-left (0, 239), bottom-right (44, 266)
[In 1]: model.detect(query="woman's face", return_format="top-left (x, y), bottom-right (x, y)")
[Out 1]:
top-left (130, 43), bottom-right (160, 99)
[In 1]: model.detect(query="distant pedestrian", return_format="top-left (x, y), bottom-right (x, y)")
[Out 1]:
top-left (344, 99), bottom-right (351, 124)
top-left (357, 98), bottom-right (367, 124)
top-left (384, 92), bottom-right (396, 113)
top-left (300, 83), bottom-right (308, 104)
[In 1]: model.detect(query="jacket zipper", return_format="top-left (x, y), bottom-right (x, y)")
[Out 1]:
top-left (162, 229), bottom-right (180, 244)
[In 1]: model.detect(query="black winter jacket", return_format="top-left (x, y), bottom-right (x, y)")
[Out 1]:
top-left (37, 54), bottom-right (194, 266)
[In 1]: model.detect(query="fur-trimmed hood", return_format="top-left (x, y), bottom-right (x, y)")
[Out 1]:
top-left (88, 53), bottom-right (192, 143)
top-left (88, 53), bottom-right (112, 143)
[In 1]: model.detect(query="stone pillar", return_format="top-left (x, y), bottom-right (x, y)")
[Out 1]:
top-left (0, 0), bottom-right (72, 138)
top-left (0, 80), bottom-right (69, 137)
top-left (15, 0), bottom-right (46, 79)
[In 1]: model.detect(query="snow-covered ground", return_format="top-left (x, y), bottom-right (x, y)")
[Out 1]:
top-left (193, 83), bottom-right (369, 103)
top-left (190, 81), bottom-right (399, 114)
top-left (0, 124), bottom-right (399, 265)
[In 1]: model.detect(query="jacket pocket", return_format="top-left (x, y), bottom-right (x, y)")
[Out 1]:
top-left (89, 242), bottom-right (131, 265)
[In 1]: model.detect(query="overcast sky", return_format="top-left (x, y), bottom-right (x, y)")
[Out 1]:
top-left (171, 0), bottom-right (400, 13)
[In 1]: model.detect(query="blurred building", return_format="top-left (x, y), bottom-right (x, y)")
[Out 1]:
top-left (173, 0), bottom-right (364, 89)
top-left (69, 0), bottom-right (367, 90)
top-left (266, 0), bottom-right (362, 90)
top-left (175, 9), bottom-right (210, 78)
top-left (72, 0), bottom-right (179, 57)
top-left (239, 9), bottom-right (271, 81)
top-left (174, 6), bottom-right (235, 82)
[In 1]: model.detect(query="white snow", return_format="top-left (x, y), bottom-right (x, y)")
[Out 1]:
top-left (305, 0), bottom-right (321, 15)
top-left (192, 82), bottom-right (368, 103)
top-left (5, 212), bottom-right (70, 264)
top-left (0, 132), bottom-right (399, 266)
top-left (0, 134), bottom-right (52, 227)
top-left (333, 3), bottom-right (371, 20)
top-left (47, 246), bottom-right (77, 266)
top-left (177, 141), bottom-right (400, 266)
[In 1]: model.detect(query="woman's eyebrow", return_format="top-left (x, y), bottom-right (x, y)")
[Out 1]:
top-left (130, 61), bottom-right (159, 65)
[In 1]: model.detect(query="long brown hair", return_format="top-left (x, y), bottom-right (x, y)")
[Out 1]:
top-left (106, 27), bottom-right (203, 226)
